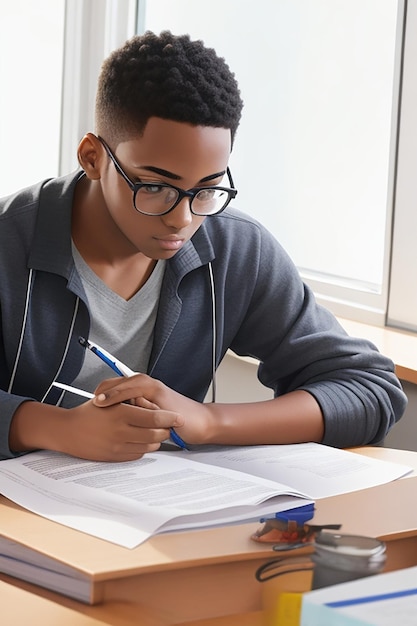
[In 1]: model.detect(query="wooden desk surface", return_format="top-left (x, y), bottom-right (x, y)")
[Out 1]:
top-left (1, 446), bottom-right (417, 625)
top-left (338, 317), bottom-right (417, 384)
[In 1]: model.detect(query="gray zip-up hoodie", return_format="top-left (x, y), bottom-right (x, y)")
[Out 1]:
top-left (0, 171), bottom-right (407, 459)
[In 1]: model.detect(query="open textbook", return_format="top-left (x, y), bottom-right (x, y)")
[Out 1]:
top-left (0, 443), bottom-right (412, 549)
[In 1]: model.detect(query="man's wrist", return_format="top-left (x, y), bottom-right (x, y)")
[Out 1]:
top-left (9, 401), bottom-right (66, 453)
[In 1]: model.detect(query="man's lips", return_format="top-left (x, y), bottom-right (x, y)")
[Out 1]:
top-left (154, 236), bottom-right (184, 250)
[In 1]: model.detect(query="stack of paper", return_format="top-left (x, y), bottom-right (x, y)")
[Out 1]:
top-left (301, 565), bottom-right (417, 625)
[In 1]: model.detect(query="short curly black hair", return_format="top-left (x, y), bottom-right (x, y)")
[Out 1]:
top-left (95, 30), bottom-right (244, 146)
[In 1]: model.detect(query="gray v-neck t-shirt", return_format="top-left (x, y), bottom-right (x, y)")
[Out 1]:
top-left (61, 245), bottom-right (165, 407)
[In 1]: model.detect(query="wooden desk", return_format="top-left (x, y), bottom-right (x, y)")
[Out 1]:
top-left (0, 579), bottom-right (146, 626)
top-left (1, 447), bottom-right (417, 626)
top-left (337, 317), bottom-right (417, 385)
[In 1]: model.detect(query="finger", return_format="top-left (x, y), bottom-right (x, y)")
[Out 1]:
top-left (95, 373), bottom-right (149, 396)
top-left (134, 397), bottom-right (160, 410)
top-left (125, 425), bottom-right (171, 444)
top-left (123, 406), bottom-right (183, 430)
top-left (92, 402), bottom-right (182, 431)
top-left (99, 442), bottom-right (162, 462)
top-left (95, 377), bottom-right (154, 405)
top-left (94, 376), bottom-right (127, 393)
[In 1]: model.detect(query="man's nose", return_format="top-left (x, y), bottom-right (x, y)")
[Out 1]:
top-left (161, 197), bottom-right (193, 229)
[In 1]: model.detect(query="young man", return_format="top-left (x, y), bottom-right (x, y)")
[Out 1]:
top-left (0, 31), bottom-right (406, 462)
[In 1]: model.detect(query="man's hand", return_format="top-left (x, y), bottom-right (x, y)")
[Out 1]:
top-left (93, 374), bottom-right (213, 446)
top-left (9, 397), bottom-right (184, 462)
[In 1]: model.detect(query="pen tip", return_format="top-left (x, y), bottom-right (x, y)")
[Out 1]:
top-left (78, 336), bottom-right (88, 347)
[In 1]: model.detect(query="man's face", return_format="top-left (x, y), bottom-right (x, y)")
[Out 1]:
top-left (99, 117), bottom-right (232, 259)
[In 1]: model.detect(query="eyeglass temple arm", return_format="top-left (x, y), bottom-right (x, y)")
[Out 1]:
top-left (227, 167), bottom-right (236, 189)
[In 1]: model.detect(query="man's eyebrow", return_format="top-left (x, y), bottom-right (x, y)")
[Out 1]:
top-left (140, 165), bottom-right (226, 184)
top-left (200, 171), bottom-right (226, 183)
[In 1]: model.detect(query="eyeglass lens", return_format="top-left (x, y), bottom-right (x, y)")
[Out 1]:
top-left (134, 184), bottom-right (232, 216)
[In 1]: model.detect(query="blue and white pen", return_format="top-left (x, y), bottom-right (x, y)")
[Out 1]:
top-left (79, 336), bottom-right (135, 377)
top-left (78, 336), bottom-right (189, 450)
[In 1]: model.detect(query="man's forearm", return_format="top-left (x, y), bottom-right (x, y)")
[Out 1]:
top-left (201, 390), bottom-right (324, 445)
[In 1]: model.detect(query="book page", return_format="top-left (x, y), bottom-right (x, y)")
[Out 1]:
top-left (172, 443), bottom-right (412, 499)
top-left (0, 536), bottom-right (92, 602)
top-left (0, 444), bottom-right (411, 547)
top-left (0, 450), bottom-right (310, 548)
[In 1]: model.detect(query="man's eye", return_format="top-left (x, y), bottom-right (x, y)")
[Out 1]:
top-left (196, 188), bottom-right (216, 201)
top-left (141, 184), bottom-right (164, 195)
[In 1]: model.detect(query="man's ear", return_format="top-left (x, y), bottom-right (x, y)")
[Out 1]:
top-left (77, 133), bottom-right (104, 180)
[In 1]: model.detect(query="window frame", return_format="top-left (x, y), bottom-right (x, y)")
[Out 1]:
top-left (59, 0), bottom-right (138, 174)
top-left (387, 0), bottom-right (417, 332)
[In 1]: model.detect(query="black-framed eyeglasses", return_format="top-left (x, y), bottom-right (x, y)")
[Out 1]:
top-left (97, 136), bottom-right (238, 217)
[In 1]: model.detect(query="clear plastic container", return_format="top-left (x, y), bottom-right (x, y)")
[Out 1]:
top-left (311, 532), bottom-right (387, 589)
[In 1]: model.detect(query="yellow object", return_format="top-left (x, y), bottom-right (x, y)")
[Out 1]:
top-left (261, 569), bottom-right (312, 625)
top-left (263, 590), bottom-right (304, 626)
top-left (276, 593), bottom-right (303, 625)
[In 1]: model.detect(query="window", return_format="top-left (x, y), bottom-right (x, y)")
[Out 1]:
top-left (0, 0), bottom-right (65, 196)
top-left (138, 0), bottom-right (407, 328)
top-left (0, 0), bottom-right (138, 194)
